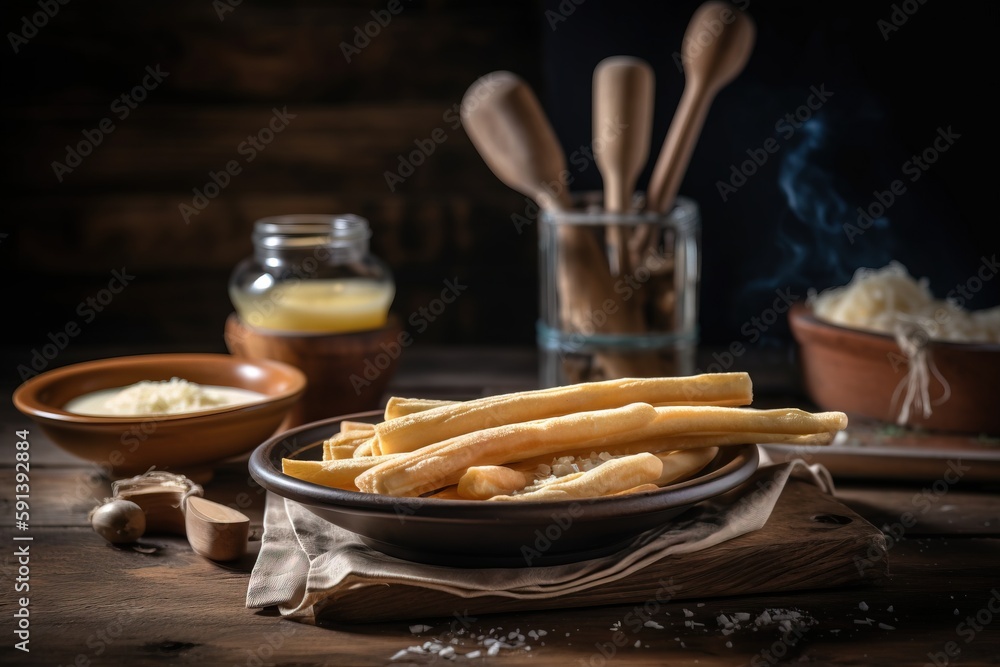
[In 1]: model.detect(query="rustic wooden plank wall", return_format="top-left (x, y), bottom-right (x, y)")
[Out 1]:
top-left (1, 0), bottom-right (544, 354)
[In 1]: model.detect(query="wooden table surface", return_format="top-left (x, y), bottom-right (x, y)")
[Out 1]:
top-left (2, 346), bottom-right (999, 666)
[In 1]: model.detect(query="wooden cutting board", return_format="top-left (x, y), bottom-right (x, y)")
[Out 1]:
top-left (316, 480), bottom-right (887, 623)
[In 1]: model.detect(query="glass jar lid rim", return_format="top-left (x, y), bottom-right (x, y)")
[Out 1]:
top-left (540, 194), bottom-right (700, 228)
top-left (252, 214), bottom-right (371, 247)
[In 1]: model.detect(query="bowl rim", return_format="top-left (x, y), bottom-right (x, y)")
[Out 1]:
top-left (248, 410), bottom-right (761, 520)
top-left (788, 302), bottom-right (1000, 353)
top-left (12, 352), bottom-right (307, 424)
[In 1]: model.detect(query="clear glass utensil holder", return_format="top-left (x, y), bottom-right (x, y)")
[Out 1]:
top-left (537, 193), bottom-right (701, 387)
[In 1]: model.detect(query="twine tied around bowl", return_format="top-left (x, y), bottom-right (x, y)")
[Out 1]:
top-left (890, 318), bottom-right (952, 426)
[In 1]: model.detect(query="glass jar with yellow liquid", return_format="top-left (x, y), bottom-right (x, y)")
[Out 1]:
top-left (229, 214), bottom-right (395, 334)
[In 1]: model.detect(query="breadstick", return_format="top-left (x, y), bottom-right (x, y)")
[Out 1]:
top-left (375, 374), bottom-right (753, 455)
top-left (357, 402), bottom-right (659, 497)
top-left (384, 397), bottom-right (459, 420)
top-left (282, 455), bottom-right (397, 491)
top-left (322, 431), bottom-right (372, 460)
top-left (457, 466), bottom-right (529, 500)
top-left (550, 406), bottom-right (846, 457)
top-left (326, 444), bottom-right (361, 461)
top-left (537, 470), bottom-right (586, 485)
top-left (511, 430), bottom-right (835, 470)
top-left (489, 452), bottom-right (663, 501)
top-left (352, 439), bottom-right (375, 458)
top-left (653, 447), bottom-right (717, 486)
top-left (649, 406), bottom-right (847, 434)
top-left (503, 447), bottom-right (715, 498)
top-left (340, 420), bottom-right (376, 434)
top-left (610, 483), bottom-right (661, 496)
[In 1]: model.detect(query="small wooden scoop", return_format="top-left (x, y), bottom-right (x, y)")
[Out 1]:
top-left (184, 496), bottom-right (250, 562)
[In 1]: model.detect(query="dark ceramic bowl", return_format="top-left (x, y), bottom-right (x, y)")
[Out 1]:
top-left (248, 410), bottom-right (760, 568)
top-left (789, 303), bottom-right (1000, 435)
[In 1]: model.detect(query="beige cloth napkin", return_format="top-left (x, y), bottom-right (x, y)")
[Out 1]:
top-left (246, 450), bottom-right (832, 623)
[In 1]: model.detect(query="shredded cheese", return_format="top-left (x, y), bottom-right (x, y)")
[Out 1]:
top-left (101, 378), bottom-right (239, 416)
top-left (808, 261), bottom-right (1000, 343)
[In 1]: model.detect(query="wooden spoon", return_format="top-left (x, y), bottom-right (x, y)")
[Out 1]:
top-left (593, 56), bottom-right (655, 276)
top-left (460, 70), bottom-right (572, 211)
top-left (184, 496), bottom-right (250, 562)
top-left (461, 71), bottom-right (603, 332)
top-left (645, 1), bottom-right (756, 214)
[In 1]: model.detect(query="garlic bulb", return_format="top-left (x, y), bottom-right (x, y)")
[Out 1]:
top-left (89, 499), bottom-right (147, 544)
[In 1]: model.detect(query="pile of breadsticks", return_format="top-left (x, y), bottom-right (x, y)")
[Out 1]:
top-left (281, 372), bottom-right (847, 501)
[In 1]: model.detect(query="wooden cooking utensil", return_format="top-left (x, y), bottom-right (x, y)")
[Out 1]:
top-left (645, 1), bottom-right (756, 215)
top-left (592, 56), bottom-right (655, 276)
top-left (460, 70), bottom-right (573, 212)
top-left (184, 496), bottom-right (250, 562)
top-left (461, 71), bottom-right (612, 331)
top-left (460, 70), bottom-right (650, 381)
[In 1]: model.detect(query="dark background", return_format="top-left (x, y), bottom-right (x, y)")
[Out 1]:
top-left (1, 0), bottom-right (995, 368)
top-left (540, 0), bottom-right (995, 350)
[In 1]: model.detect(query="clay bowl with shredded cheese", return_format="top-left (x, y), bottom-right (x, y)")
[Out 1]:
top-left (13, 353), bottom-right (306, 480)
top-left (249, 410), bottom-right (760, 567)
top-left (789, 303), bottom-right (1000, 435)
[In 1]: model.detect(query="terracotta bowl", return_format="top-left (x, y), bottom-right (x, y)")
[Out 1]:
top-left (224, 313), bottom-right (403, 427)
top-left (12, 353), bottom-right (306, 480)
top-left (788, 303), bottom-right (1000, 435)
